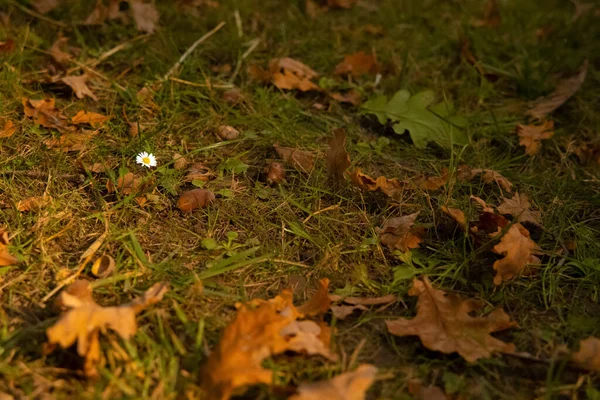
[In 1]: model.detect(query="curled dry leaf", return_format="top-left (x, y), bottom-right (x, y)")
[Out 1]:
top-left (469, 168), bottom-right (513, 193)
top-left (44, 130), bottom-right (98, 152)
top-left (441, 206), bottom-right (467, 229)
top-left (106, 172), bottom-right (143, 195)
top-left (297, 278), bottom-right (331, 317)
top-left (0, 229), bottom-right (19, 267)
top-left (344, 294), bottom-right (397, 305)
top-left (378, 212), bottom-right (425, 253)
top-left (185, 162), bottom-right (215, 182)
top-left (0, 119), bottom-right (16, 138)
top-left (265, 162), bottom-right (286, 185)
top-left (334, 51), bottom-right (379, 77)
top-left (274, 144), bottom-right (315, 173)
top-left (497, 192), bottom-right (541, 225)
top-left (326, 128), bottom-right (351, 185)
top-left (469, 195), bottom-right (494, 213)
top-left (22, 98), bottom-right (73, 132)
top-left (48, 36), bottom-right (72, 66)
top-left (289, 364), bottom-right (377, 400)
top-left (282, 319), bottom-right (337, 361)
top-left (516, 121), bottom-right (554, 156)
top-left (492, 223), bottom-right (540, 285)
top-left (72, 110), bottom-right (110, 128)
top-left (572, 336), bottom-right (600, 372)
top-left (415, 168), bottom-right (448, 191)
top-left (173, 153), bottom-right (188, 170)
top-left (386, 277), bottom-right (516, 362)
top-left (61, 75), bottom-right (98, 101)
top-left (217, 125), bottom-right (240, 140)
top-left (256, 57), bottom-right (321, 92)
top-left (91, 254), bottom-right (115, 278)
top-left (16, 195), bottom-right (52, 212)
top-left (350, 169), bottom-right (407, 197)
top-left (46, 280), bottom-right (168, 377)
top-left (329, 89), bottom-right (362, 106)
top-left (526, 60), bottom-right (588, 121)
top-left (177, 189), bottom-right (215, 211)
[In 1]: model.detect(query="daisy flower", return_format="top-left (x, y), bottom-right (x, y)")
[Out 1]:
top-left (136, 152), bottom-right (157, 168)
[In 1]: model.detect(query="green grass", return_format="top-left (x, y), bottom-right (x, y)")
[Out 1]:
top-left (1, 0), bottom-right (600, 398)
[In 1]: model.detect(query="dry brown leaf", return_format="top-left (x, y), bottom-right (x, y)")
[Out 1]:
top-left (386, 277), bottom-right (516, 362)
top-left (572, 336), bottom-right (600, 372)
top-left (289, 364), bottom-right (377, 400)
top-left (282, 319), bottom-right (338, 361)
top-left (46, 280), bottom-right (168, 377)
top-left (173, 153), bottom-right (188, 170)
top-left (185, 162), bottom-right (215, 182)
top-left (497, 192), bottom-right (541, 225)
top-left (22, 98), bottom-right (73, 132)
top-left (469, 195), bottom-right (494, 213)
top-left (48, 36), bottom-right (72, 66)
top-left (16, 195), bottom-right (52, 212)
top-left (472, 0), bottom-right (501, 27)
top-left (106, 172), bottom-right (143, 194)
top-left (61, 75), bottom-right (98, 101)
top-left (470, 168), bottom-right (513, 193)
top-left (377, 212), bottom-right (425, 252)
top-left (326, 128), bottom-right (351, 185)
top-left (274, 144), bottom-right (315, 173)
top-left (264, 162), bottom-right (286, 185)
top-left (44, 130), bottom-right (98, 152)
top-left (297, 278), bottom-right (331, 317)
top-left (32, 0), bottom-right (61, 14)
top-left (0, 119), bottom-right (16, 138)
top-left (349, 169), bottom-right (407, 197)
top-left (71, 110), bottom-right (110, 128)
top-left (177, 189), bottom-right (215, 211)
top-left (334, 51), bottom-right (379, 77)
top-left (329, 90), bottom-right (362, 106)
top-left (0, 39), bottom-right (16, 53)
top-left (130, 0), bottom-right (160, 33)
top-left (217, 125), bottom-right (240, 140)
top-left (516, 121), bottom-right (554, 156)
top-left (416, 168), bottom-right (448, 191)
top-left (0, 229), bottom-right (19, 267)
top-left (305, 0), bottom-right (321, 18)
top-left (570, 0), bottom-right (595, 21)
top-left (330, 304), bottom-right (368, 320)
top-left (441, 206), bottom-right (466, 229)
top-left (492, 223), bottom-right (540, 285)
top-left (327, 0), bottom-right (358, 8)
top-left (526, 60), bottom-right (588, 120)
top-left (408, 380), bottom-right (448, 400)
top-left (269, 58), bottom-right (321, 92)
top-left (343, 294), bottom-right (397, 305)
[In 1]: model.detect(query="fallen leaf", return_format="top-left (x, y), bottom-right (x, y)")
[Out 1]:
top-left (282, 319), bottom-right (338, 361)
top-left (377, 212), bottom-right (425, 252)
top-left (32, 0), bottom-right (61, 14)
top-left (492, 223), bottom-right (540, 285)
top-left (330, 304), bottom-right (368, 319)
top-left (516, 121), bottom-right (554, 156)
top-left (269, 58), bottom-right (321, 92)
top-left (441, 206), bottom-right (466, 229)
top-left (185, 162), bottom-right (215, 182)
top-left (0, 119), bottom-right (16, 138)
top-left (264, 162), bottom-right (286, 185)
top-left (297, 278), bottom-right (331, 317)
top-left (470, 168), bottom-right (513, 193)
top-left (327, 0), bottom-right (358, 8)
top-left (217, 125), bottom-right (240, 140)
top-left (472, 0), bottom-right (501, 27)
top-left (44, 130), bottom-right (98, 152)
top-left (343, 294), bottom-right (397, 305)
top-left (570, 0), bottom-right (594, 21)
top-left (71, 110), bottom-right (110, 128)
top-left (22, 98), bottom-right (73, 132)
top-left (416, 168), bottom-right (448, 191)
top-left (177, 189), bottom-right (215, 211)
top-left (334, 51), bottom-right (379, 77)
top-left (497, 192), bottom-right (541, 225)
top-left (289, 364), bottom-right (377, 400)
top-left (305, 0), bottom-right (320, 18)
top-left (16, 195), bottom-right (52, 212)
top-left (386, 277), bottom-right (516, 362)
top-left (329, 90), bottom-right (362, 106)
top-left (173, 153), bottom-right (188, 170)
top-left (572, 336), bottom-right (600, 372)
top-left (326, 128), bottom-right (351, 185)
top-left (46, 280), bottom-right (168, 377)
top-left (48, 36), bottom-right (72, 66)
top-left (470, 210), bottom-right (509, 236)
top-left (61, 75), bottom-right (98, 101)
top-left (274, 144), bottom-right (315, 173)
top-left (106, 172), bottom-right (143, 194)
top-left (349, 169), bottom-right (407, 197)
top-left (408, 379), bottom-right (448, 400)
top-left (0, 229), bottom-right (19, 267)
top-left (0, 39), bottom-right (16, 53)
top-left (469, 195), bottom-right (494, 213)
top-left (130, 0), bottom-right (160, 33)
top-left (222, 88), bottom-right (243, 104)
top-left (526, 60), bottom-right (588, 120)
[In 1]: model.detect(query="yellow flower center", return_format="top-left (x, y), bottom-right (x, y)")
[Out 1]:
top-left (142, 157), bottom-right (150, 165)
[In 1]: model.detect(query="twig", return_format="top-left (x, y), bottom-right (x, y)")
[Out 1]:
top-left (0, 170), bottom-right (83, 181)
top-left (162, 21), bottom-right (226, 81)
top-left (271, 259), bottom-right (311, 269)
top-left (8, 0), bottom-right (69, 28)
top-left (229, 38), bottom-right (260, 83)
top-left (169, 77), bottom-right (234, 89)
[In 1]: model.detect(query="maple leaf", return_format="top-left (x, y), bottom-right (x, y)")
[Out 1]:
top-left (362, 90), bottom-right (467, 149)
top-left (491, 223), bottom-right (540, 285)
top-left (377, 212), bottom-right (425, 252)
top-left (289, 364), bottom-right (377, 400)
top-left (572, 336), bottom-right (600, 372)
top-left (46, 280), bottom-right (168, 377)
top-left (61, 75), bottom-right (98, 101)
top-left (497, 192), bottom-right (541, 225)
top-left (386, 277), bottom-right (516, 362)
top-left (0, 118), bottom-right (16, 138)
top-left (22, 98), bottom-right (73, 132)
top-left (274, 144), bottom-right (315, 173)
top-left (526, 60), bottom-right (588, 120)
top-left (334, 51), bottom-right (379, 77)
top-left (0, 229), bottom-right (19, 267)
top-left (516, 121), bottom-right (554, 156)
top-left (72, 110), bottom-right (110, 128)
top-left (349, 168), bottom-right (407, 197)
top-left (326, 128), bottom-right (351, 185)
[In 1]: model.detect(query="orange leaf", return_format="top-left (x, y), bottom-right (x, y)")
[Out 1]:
top-left (386, 277), bottom-right (516, 362)
top-left (106, 172), bottom-right (143, 195)
top-left (72, 110), bottom-right (110, 128)
top-left (22, 98), bottom-right (73, 132)
top-left (44, 130), bottom-right (98, 152)
top-left (378, 212), bottom-right (425, 252)
top-left (289, 364), bottom-right (377, 400)
top-left (572, 336), bottom-right (600, 372)
top-left (16, 195), bottom-right (52, 212)
top-left (491, 223), bottom-right (540, 285)
top-left (177, 189), bottom-right (215, 211)
top-left (0, 119), bottom-right (16, 138)
top-left (297, 278), bottom-right (331, 317)
top-left (516, 121), bottom-right (554, 156)
top-left (274, 144), bottom-right (315, 173)
top-left (441, 206), bottom-right (466, 229)
top-left (349, 168), bottom-right (407, 197)
top-left (269, 58), bottom-right (321, 92)
top-left (264, 162), bottom-right (287, 185)
top-left (326, 128), bottom-right (351, 185)
top-left (334, 51), bottom-right (379, 77)
top-left (469, 168), bottom-right (513, 192)
top-left (329, 89), bottom-right (362, 105)
top-left (0, 229), bottom-right (19, 267)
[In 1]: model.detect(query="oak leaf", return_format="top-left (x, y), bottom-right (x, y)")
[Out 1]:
top-left (516, 121), bottom-right (554, 156)
top-left (386, 277), bottom-right (516, 362)
top-left (349, 169), bottom-right (407, 197)
top-left (330, 294), bottom-right (396, 320)
top-left (46, 280), bottom-right (168, 377)
top-left (22, 98), bottom-right (73, 132)
top-left (274, 144), bottom-right (315, 173)
top-left (491, 223), bottom-right (540, 285)
top-left (0, 229), bottom-right (19, 267)
top-left (61, 75), bottom-right (98, 101)
top-left (216, 125), bottom-right (240, 140)
top-left (415, 168), bottom-right (448, 191)
top-left (497, 192), bottom-right (541, 225)
top-left (378, 212), bottom-right (425, 252)
top-left (526, 60), bottom-right (588, 120)
top-left (572, 336), bottom-right (600, 372)
top-left (72, 110), bottom-right (110, 128)
top-left (172, 153), bottom-right (188, 170)
top-left (334, 51), bottom-right (379, 77)
top-left (0, 119), bottom-right (16, 138)
top-left (282, 319), bottom-right (338, 361)
top-left (326, 128), bottom-right (351, 185)
top-left (289, 364), bottom-right (377, 400)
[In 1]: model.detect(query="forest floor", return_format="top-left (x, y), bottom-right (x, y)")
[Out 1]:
top-left (1, 0), bottom-right (600, 399)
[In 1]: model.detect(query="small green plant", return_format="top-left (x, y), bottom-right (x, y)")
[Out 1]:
top-left (201, 232), bottom-right (260, 268)
top-left (362, 90), bottom-right (468, 149)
